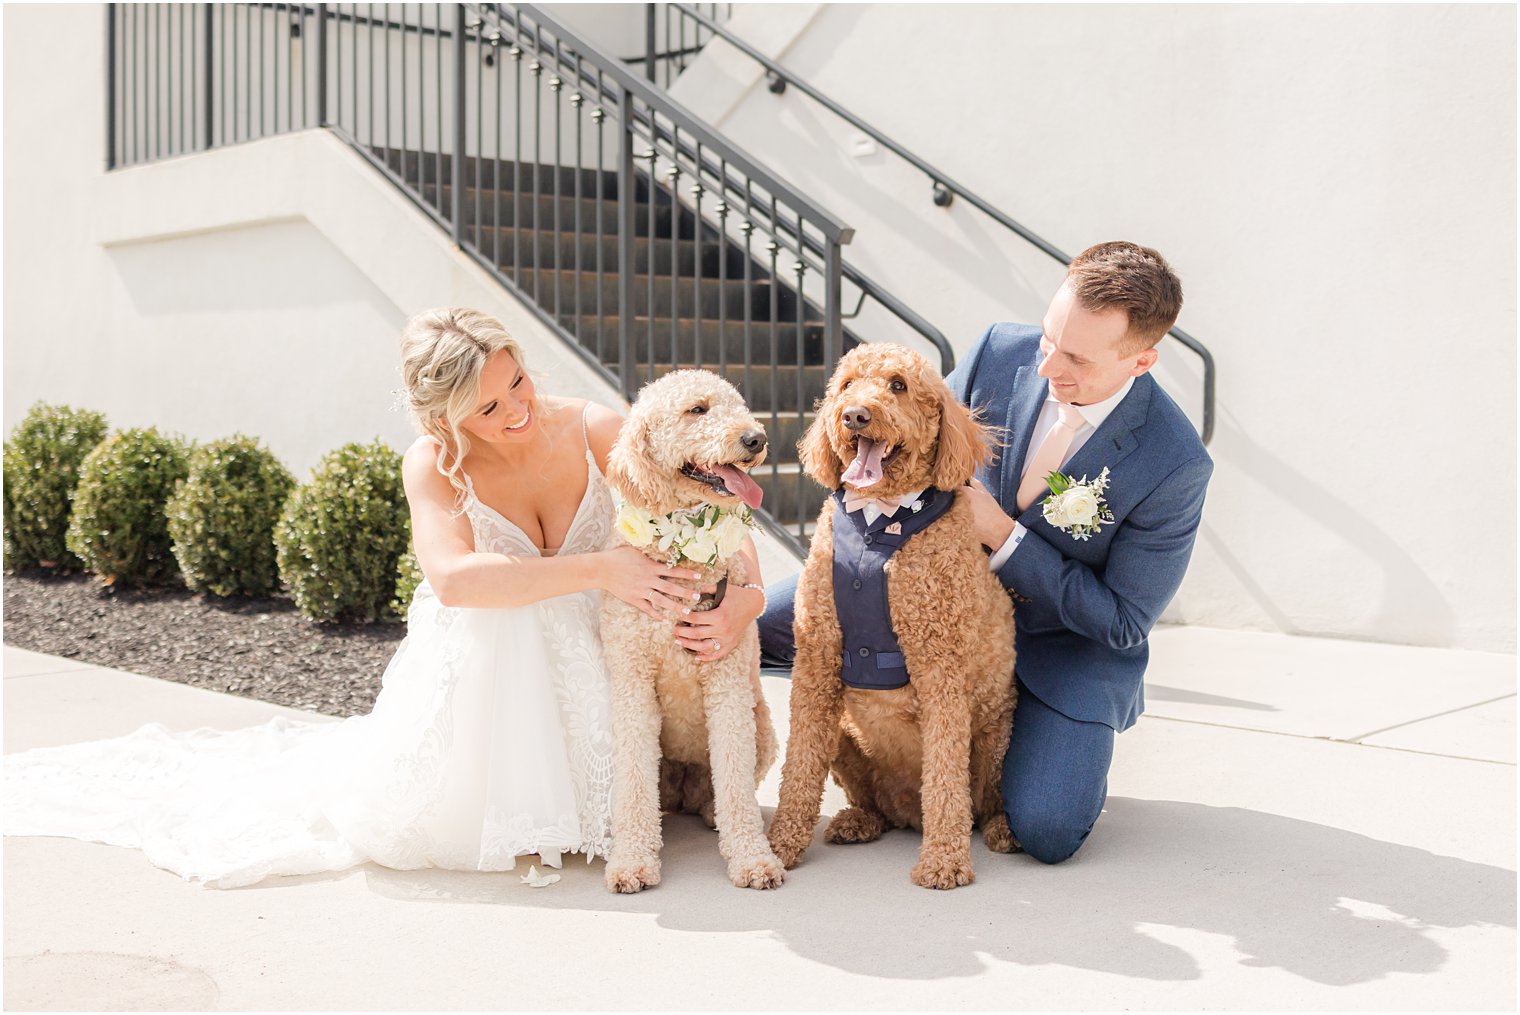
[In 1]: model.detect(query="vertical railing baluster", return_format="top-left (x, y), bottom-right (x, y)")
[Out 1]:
top-left (367, 3), bottom-right (375, 149)
top-left (493, 32), bottom-right (503, 277)
top-left (793, 250), bottom-right (807, 539)
top-left (257, 1), bottom-right (265, 137)
top-left (691, 141), bottom-right (705, 371)
top-left (510, 41), bottom-right (521, 287)
top-left (551, 66), bottom-right (563, 323)
top-left (716, 160), bottom-right (729, 377)
top-left (383, 4), bottom-right (392, 160)
top-left (105, 6), bottom-right (117, 170)
top-left (823, 240), bottom-right (843, 374)
top-left (644, 3), bottom-right (655, 83)
top-left (593, 94), bottom-right (606, 362)
top-left (616, 86), bottom-right (636, 397)
top-left (528, 32), bottom-right (542, 301)
top-left (646, 138), bottom-right (657, 385)
top-left (316, 3), bottom-right (328, 126)
top-left (451, 4), bottom-right (465, 245)
top-left (350, 3), bottom-right (358, 138)
top-left (435, 4), bottom-right (443, 222)
top-left (766, 222), bottom-right (780, 493)
top-left (571, 62), bottom-right (584, 347)
top-left (243, 2), bottom-right (251, 141)
top-left (150, 3), bottom-right (157, 161)
top-left (474, 20), bottom-right (483, 257)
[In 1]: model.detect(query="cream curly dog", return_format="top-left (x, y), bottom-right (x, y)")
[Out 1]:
top-left (767, 344), bottom-right (1018, 889)
top-left (600, 370), bottom-right (784, 893)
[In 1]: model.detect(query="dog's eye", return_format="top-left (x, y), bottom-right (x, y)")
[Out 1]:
top-left (889, 378), bottom-right (907, 393)
top-left (687, 404), bottom-right (708, 415)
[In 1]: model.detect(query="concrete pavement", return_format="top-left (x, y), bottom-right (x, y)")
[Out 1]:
top-left (3, 628), bottom-right (1515, 1010)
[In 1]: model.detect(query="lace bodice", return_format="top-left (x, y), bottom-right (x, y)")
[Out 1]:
top-left (460, 407), bottom-right (613, 560)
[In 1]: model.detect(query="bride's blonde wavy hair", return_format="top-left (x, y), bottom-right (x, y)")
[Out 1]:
top-left (399, 307), bottom-right (528, 508)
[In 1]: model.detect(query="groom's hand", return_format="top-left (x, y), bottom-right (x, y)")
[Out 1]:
top-left (963, 478), bottom-right (1016, 552)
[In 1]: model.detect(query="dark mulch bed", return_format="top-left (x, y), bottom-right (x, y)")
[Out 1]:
top-left (3, 570), bottom-right (405, 718)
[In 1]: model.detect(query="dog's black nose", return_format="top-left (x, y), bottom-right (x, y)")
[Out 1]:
top-left (842, 405), bottom-right (872, 431)
top-left (740, 429), bottom-right (767, 454)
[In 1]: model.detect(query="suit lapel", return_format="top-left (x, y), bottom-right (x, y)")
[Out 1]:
top-left (1057, 378), bottom-right (1148, 487)
top-left (999, 364), bottom-right (1049, 506)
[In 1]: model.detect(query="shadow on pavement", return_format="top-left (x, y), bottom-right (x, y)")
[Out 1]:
top-left (334, 798), bottom-right (1515, 985)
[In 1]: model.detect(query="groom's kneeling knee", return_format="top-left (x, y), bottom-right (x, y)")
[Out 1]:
top-left (1006, 802), bottom-right (1098, 865)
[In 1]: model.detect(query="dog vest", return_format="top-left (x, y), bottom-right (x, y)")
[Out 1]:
top-left (831, 487), bottom-right (955, 690)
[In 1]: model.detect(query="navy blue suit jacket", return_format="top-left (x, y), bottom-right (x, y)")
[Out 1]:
top-left (947, 323), bottom-right (1213, 731)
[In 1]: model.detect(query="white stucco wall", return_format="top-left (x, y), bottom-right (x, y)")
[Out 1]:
top-left (4, 4), bottom-right (1515, 649)
top-left (666, 3), bottom-right (1517, 652)
top-left (1, 3), bottom-right (804, 586)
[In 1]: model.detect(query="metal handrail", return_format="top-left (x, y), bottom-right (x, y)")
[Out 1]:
top-left (497, 4), bottom-right (852, 247)
top-left (666, 2), bottom-right (1216, 444)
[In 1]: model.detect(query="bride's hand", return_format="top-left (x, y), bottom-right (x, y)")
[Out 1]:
top-left (600, 545), bottom-right (704, 619)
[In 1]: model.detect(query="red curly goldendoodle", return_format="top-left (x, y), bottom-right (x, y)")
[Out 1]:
top-left (767, 343), bottom-right (1018, 889)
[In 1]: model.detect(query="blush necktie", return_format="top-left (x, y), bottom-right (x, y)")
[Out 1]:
top-left (1015, 403), bottom-right (1085, 512)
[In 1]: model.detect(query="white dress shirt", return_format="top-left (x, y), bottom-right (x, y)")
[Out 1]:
top-left (986, 376), bottom-right (1135, 571)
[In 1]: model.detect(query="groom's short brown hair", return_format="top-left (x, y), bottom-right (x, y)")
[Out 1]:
top-left (1066, 241), bottom-right (1183, 354)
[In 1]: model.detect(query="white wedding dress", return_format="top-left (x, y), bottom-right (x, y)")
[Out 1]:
top-left (4, 416), bottom-right (615, 889)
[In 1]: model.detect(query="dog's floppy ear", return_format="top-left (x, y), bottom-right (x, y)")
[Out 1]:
top-left (606, 411), bottom-right (660, 509)
top-left (798, 410), bottom-right (843, 490)
top-left (931, 386), bottom-right (997, 490)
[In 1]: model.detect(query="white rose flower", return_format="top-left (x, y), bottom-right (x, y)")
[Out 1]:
top-left (615, 504), bottom-right (657, 547)
top-left (713, 513), bottom-right (749, 558)
top-left (683, 526), bottom-right (720, 564)
top-left (1061, 487), bottom-right (1100, 526)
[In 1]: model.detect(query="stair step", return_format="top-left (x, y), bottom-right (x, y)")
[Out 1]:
top-left (479, 229), bottom-right (724, 276)
top-left (430, 184), bottom-right (709, 238)
top-left (371, 146), bottom-right (617, 197)
top-left (567, 315), bottom-right (827, 366)
top-left (503, 268), bottom-right (796, 320)
top-left (750, 465), bottom-right (831, 523)
top-left (627, 362), bottom-right (828, 414)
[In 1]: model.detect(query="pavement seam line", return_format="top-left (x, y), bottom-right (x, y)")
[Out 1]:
top-left (1144, 713), bottom-right (1516, 766)
top-left (1347, 692), bottom-right (1517, 742)
top-left (3, 667), bottom-right (104, 680)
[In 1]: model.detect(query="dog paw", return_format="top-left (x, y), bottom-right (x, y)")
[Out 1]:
top-left (729, 851), bottom-right (786, 890)
top-left (911, 851), bottom-right (976, 890)
top-left (824, 806), bottom-right (886, 844)
top-left (981, 813), bottom-right (1017, 854)
top-left (700, 800), bottom-right (717, 831)
top-left (604, 857), bottom-right (661, 894)
top-left (767, 831), bottom-right (808, 870)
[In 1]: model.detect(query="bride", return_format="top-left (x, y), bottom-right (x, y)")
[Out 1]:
top-left (3, 308), bottom-right (715, 888)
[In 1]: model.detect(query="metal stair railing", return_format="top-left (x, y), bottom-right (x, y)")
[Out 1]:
top-left (663, 2), bottom-right (1218, 444)
top-left (104, 2), bottom-right (966, 556)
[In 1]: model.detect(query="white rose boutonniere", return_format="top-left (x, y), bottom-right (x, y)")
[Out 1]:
top-left (1041, 467), bottom-right (1114, 541)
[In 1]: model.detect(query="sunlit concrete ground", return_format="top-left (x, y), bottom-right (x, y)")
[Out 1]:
top-left (3, 629), bottom-right (1514, 1011)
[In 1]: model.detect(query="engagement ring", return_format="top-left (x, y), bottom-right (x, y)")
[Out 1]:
top-left (710, 638), bottom-right (721, 652)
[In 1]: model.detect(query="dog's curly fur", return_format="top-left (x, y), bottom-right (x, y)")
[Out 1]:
top-left (767, 344), bottom-right (1018, 889)
top-left (600, 370), bottom-right (784, 893)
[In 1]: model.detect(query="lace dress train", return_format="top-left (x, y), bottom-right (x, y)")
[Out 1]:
top-left (4, 426), bottom-right (615, 889)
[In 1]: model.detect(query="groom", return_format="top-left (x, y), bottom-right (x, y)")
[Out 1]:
top-left (758, 240), bottom-right (1213, 863)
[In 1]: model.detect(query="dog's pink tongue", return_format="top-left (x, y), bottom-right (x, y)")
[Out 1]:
top-left (841, 437), bottom-right (887, 488)
top-left (713, 464), bottom-right (764, 510)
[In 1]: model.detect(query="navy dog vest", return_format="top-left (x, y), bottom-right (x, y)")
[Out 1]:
top-left (831, 487), bottom-right (955, 690)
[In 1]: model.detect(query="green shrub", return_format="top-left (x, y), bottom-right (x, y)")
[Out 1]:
top-left (392, 545), bottom-right (424, 616)
top-left (275, 440), bottom-right (409, 623)
top-left (166, 436), bottom-right (295, 597)
top-left (3, 403), bottom-right (110, 569)
top-left (65, 427), bottom-right (191, 586)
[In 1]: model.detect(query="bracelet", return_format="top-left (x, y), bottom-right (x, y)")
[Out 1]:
top-left (736, 581), bottom-right (767, 612)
